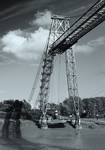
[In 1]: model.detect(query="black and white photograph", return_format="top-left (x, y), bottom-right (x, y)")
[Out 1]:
top-left (0, 0), bottom-right (105, 149)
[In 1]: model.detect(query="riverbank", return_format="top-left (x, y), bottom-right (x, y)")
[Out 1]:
top-left (81, 118), bottom-right (105, 128)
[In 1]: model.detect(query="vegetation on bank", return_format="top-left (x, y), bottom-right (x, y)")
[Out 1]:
top-left (81, 97), bottom-right (105, 118)
top-left (59, 97), bottom-right (105, 118)
top-left (0, 97), bottom-right (105, 119)
top-left (0, 99), bottom-right (32, 119)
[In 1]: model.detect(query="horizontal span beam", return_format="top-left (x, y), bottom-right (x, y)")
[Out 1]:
top-left (48, 0), bottom-right (105, 55)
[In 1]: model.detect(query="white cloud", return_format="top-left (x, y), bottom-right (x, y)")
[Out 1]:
top-left (73, 44), bottom-right (93, 54)
top-left (73, 37), bottom-right (105, 54)
top-left (1, 8), bottom-right (105, 62)
top-left (89, 37), bottom-right (105, 46)
top-left (0, 10), bottom-right (52, 62)
top-left (1, 27), bottom-right (49, 60)
top-left (32, 10), bottom-right (52, 27)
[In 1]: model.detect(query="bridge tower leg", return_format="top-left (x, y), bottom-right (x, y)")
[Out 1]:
top-left (65, 48), bottom-right (80, 128)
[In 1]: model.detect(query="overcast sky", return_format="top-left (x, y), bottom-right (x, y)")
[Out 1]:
top-left (0, 0), bottom-right (105, 106)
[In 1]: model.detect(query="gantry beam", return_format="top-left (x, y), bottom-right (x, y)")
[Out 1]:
top-left (48, 0), bottom-right (105, 55)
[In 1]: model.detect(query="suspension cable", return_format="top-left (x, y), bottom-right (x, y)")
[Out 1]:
top-left (28, 53), bottom-right (45, 103)
top-left (57, 55), bottom-right (61, 104)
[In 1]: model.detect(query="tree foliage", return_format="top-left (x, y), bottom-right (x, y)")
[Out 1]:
top-left (60, 97), bottom-right (105, 118)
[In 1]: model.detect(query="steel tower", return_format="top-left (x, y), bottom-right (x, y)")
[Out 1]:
top-left (38, 15), bottom-right (80, 128)
top-left (39, 16), bottom-right (71, 113)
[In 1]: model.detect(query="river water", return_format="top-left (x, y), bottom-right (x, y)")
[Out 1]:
top-left (0, 120), bottom-right (105, 150)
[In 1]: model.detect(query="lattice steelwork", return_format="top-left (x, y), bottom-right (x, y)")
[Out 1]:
top-left (39, 54), bottom-right (54, 112)
top-left (39, 16), bottom-right (71, 114)
top-left (65, 49), bottom-right (80, 125)
top-left (49, 0), bottom-right (105, 55)
top-left (38, 15), bottom-right (80, 127)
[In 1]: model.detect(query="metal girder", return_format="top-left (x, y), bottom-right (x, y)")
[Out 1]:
top-left (48, 0), bottom-right (105, 55)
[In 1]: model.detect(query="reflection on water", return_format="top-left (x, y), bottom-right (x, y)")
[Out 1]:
top-left (72, 133), bottom-right (83, 150)
top-left (0, 120), bottom-right (105, 150)
top-left (22, 122), bottom-right (105, 150)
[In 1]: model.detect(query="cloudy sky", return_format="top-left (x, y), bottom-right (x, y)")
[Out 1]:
top-left (0, 0), bottom-right (105, 105)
